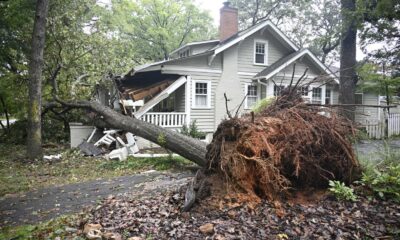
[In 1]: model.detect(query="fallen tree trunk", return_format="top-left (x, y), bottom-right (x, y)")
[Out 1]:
top-left (53, 99), bottom-right (208, 166)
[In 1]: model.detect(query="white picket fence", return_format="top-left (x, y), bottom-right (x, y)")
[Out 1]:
top-left (388, 113), bottom-right (400, 136)
top-left (364, 113), bottom-right (400, 139)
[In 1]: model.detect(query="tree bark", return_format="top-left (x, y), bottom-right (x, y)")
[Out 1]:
top-left (54, 99), bottom-right (208, 166)
top-left (27, 0), bottom-right (49, 159)
top-left (339, 0), bottom-right (358, 121)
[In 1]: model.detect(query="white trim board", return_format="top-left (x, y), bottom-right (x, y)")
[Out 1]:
top-left (238, 72), bottom-right (257, 76)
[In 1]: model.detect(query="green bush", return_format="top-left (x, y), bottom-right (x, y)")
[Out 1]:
top-left (328, 180), bottom-right (357, 201)
top-left (357, 144), bottom-right (400, 202)
top-left (252, 97), bottom-right (275, 114)
top-left (361, 163), bottom-right (400, 202)
top-left (180, 120), bottom-right (206, 139)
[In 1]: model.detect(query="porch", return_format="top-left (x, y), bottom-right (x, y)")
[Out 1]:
top-left (119, 73), bottom-right (189, 128)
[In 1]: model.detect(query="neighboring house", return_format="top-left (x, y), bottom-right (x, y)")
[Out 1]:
top-left (116, 2), bottom-right (377, 142)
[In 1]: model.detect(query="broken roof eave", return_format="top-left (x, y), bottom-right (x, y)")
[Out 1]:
top-left (133, 76), bottom-right (187, 119)
top-left (132, 51), bottom-right (214, 74)
top-left (253, 49), bottom-right (339, 84)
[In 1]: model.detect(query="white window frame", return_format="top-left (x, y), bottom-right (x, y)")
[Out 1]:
top-left (325, 88), bottom-right (332, 105)
top-left (311, 87), bottom-right (323, 104)
top-left (253, 39), bottom-right (268, 66)
top-left (192, 80), bottom-right (211, 109)
top-left (244, 83), bottom-right (259, 109)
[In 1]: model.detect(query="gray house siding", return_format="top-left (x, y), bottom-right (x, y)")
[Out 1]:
top-left (174, 84), bottom-right (186, 112)
top-left (154, 25), bottom-right (342, 134)
top-left (355, 93), bottom-right (380, 123)
top-left (162, 67), bottom-right (221, 133)
top-left (215, 45), bottom-right (242, 126)
top-left (237, 29), bottom-right (292, 73)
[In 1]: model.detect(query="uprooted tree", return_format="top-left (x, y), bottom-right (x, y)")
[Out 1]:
top-left (50, 70), bottom-right (361, 208)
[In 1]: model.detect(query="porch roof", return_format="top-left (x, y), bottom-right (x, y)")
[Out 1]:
top-left (253, 49), bottom-right (340, 84)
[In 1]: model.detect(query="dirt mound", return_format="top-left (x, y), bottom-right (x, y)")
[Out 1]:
top-left (206, 89), bottom-right (361, 201)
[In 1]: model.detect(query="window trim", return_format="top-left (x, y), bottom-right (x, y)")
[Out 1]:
top-left (244, 83), bottom-right (259, 109)
top-left (312, 87), bottom-right (322, 104)
top-left (325, 88), bottom-right (332, 105)
top-left (253, 39), bottom-right (268, 66)
top-left (192, 80), bottom-right (211, 109)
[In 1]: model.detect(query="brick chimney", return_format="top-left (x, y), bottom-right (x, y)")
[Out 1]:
top-left (219, 1), bottom-right (238, 41)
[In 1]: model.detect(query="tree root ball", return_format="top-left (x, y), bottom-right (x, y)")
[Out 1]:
top-left (205, 91), bottom-right (361, 201)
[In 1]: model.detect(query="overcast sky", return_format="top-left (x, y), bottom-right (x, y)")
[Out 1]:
top-left (195, 0), bottom-right (225, 26)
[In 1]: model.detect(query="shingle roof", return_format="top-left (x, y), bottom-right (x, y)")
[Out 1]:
top-left (254, 50), bottom-right (304, 79)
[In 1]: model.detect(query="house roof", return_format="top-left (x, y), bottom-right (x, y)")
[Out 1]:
top-left (169, 39), bottom-right (220, 55)
top-left (253, 48), bottom-right (340, 84)
top-left (210, 20), bottom-right (299, 55)
top-left (127, 20), bottom-right (336, 83)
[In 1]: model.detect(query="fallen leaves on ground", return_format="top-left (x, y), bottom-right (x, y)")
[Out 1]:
top-left (75, 188), bottom-right (400, 240)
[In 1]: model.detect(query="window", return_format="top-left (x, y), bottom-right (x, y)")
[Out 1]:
top-left (245, 84), bottom-right (258, 109)
top-left (193, 81), bottom-right (210, 108)
top-left (355, 93), bottom-right (363, 104)
top-left (254, 40), bottom-right (268, 65)
top-left (312, 87), bottom-right (322, 104)
top-left (300, 86), bottom-right (309, 96)
top-left (325, 89), bottom-right (331, 105)
top-left (274, 85), bottom-right (284, 96)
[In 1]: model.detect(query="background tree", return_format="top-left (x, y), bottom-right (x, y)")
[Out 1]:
top-left (358, 0), bottom-right (400, 66)
top-left (27, 0), bottom-right (49, 159)
top-left (339, 0), bottom-right (358, 121)
top-left (0, 0), bottom-right (216, 146)
top-left (358, 63), bottom-right (400, 105)
top-left (107, 0), bottom-right (216, 61)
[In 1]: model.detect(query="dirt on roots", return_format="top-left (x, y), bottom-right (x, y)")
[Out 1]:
top-left (205, 89), bottom-right (361, 202)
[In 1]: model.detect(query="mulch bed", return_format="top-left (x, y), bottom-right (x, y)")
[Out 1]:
top-left (78, 187), bottom-right (400, 240)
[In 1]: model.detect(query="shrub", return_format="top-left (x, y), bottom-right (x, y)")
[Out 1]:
top-left (180, 120), bottom-right (206, 139)
top-left (361, 163), bottom-right (400, 202)
top-left (252, 97), bottom-right (274, 113)
top-left (358, 144), bottom-right (400, 202)
top-left (328, 180), bottom-right (357, 201)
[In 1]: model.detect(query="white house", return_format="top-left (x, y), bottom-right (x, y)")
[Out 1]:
top-left (116, 2), bottom-right (388, 142)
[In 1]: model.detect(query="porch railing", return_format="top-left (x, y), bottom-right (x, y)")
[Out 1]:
top-left (140, 112), bottom-right (187, 128)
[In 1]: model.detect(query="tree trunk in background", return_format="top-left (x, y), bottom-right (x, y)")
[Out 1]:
top-left (339, 0), bottom-right (358, 121)
top-left (27, 0), bottom-right (49, 159)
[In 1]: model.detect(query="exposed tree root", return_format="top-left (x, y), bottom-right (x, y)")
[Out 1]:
top-left (204, 89), bottom-right (361, 203)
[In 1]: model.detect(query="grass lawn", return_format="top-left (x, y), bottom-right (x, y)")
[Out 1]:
top-left (0, 214), bottom-right (81, 240)
top-left (0, 144), bottom-right (194, 197)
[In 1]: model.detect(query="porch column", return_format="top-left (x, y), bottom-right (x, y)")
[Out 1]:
top-left (185, 75), bottom-right (191, 125)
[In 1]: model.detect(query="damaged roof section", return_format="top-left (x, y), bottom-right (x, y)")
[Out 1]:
top-left (116, 70), bottom-right (186, 118)
top-left (118, 70), bottom-right (181, 101)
